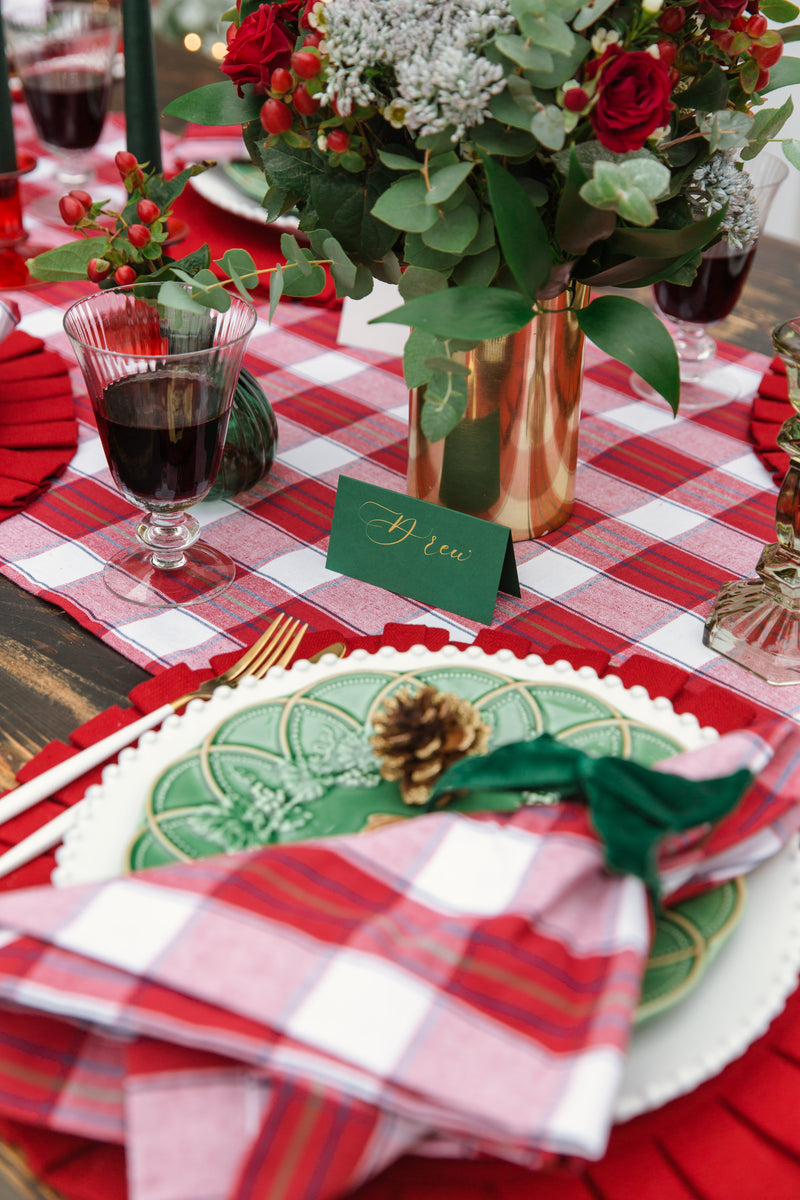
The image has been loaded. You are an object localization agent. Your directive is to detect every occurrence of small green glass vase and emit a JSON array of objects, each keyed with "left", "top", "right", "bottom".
[{"left": 207, "top": 367, "right": 278, "bottom": 500}]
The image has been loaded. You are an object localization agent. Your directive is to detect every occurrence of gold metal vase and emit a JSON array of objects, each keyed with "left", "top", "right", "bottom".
[{"left": 407, "top": 285, "right": 589, "bottom": 542}]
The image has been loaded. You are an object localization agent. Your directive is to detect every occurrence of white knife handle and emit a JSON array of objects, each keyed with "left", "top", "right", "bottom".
[
  {"left": 0, "top": 702, "right": 174, "bottom": 828},
  {"left": 0, "top": 807, "right": 78, "bottom": 880}
]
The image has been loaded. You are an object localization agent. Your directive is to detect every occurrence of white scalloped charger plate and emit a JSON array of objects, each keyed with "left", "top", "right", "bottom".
[{"left": 51, "top": 645, "right": 800, "bottom": 1122}]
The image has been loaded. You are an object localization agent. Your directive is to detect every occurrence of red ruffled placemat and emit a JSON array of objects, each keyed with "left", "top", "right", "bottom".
[
  {"left": 750, "top": 355, "right": 789, "bottom": 485},
  {"left": 0, "top": 625, "right": 789, "bottom": 1200},
  {"left": 0, "top": 330, "right": 78, "bottom": 522}
]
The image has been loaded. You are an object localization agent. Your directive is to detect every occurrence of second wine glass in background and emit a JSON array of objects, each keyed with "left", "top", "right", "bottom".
[
  {"left": 632, "top": 152, "right": 789, "bottom": 408},
  {"left": 5, "top": 0, "right": 120, "bottom": 191}
]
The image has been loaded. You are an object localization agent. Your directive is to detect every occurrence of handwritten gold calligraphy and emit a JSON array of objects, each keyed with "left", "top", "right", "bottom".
[{"left": 358, "top": 502, "right": 472, "bottom": 562}]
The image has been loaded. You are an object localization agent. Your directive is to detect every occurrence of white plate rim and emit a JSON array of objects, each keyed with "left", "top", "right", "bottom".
[
  {"left": 189, "top": 164, "right": 300, "bottom": 231},
  {"left": 52, "top": 643, "right": 800, "bottom": 1122}
]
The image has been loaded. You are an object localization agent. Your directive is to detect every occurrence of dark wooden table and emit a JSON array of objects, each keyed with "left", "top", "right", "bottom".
[{"left": 1, "top": 37, "right": 800, "bottom": 794}]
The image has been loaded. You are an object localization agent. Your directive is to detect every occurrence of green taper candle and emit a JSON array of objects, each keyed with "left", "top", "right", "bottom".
[
  {"left": 121, "top": 0, "right": 163, "bottom": 173},
  {"left": 0, "top": 12, "right": 18, "bottom": 173}
]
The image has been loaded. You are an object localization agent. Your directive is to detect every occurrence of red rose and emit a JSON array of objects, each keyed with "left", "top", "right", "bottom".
[
  {"left": 697, "top": 0, "right": 748, "bottom": 21},
  {"left": 588, "top": 46, "right": 674, "bottom": 154},
  {"left": 221, "top": 1, "right": 303, "bottom": 95}
]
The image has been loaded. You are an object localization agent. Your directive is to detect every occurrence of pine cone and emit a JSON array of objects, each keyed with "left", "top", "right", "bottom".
[{"left": 370, "top": 685, "right": 490, "bottom": 806}]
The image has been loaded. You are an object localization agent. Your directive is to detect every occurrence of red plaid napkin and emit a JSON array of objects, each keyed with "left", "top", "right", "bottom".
[
  {"left": 0, "top": 330, "right": 78, "bottom": 521},
  {"left": 750, "top": 355, "right": 790, "bottom": 484},
  {"left": 0, "top": 629, "right": 796, "bottom": 1200}
]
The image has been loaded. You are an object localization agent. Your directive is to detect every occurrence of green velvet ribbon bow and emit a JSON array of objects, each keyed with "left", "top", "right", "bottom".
[{"left": 427, "top": 735, "right": 753, "bottom": 903}]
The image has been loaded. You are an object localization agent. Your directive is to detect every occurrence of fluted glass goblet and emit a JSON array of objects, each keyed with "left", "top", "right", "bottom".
[
  {"left": 64, "top": 284, "right": 256, "bottom": 607},
  {"left": 5, "top": 0, "right": 120, "bottom": 191}
]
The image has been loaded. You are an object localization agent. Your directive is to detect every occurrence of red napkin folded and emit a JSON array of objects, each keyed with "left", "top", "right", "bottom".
[
  {"left": 750, "top": 355, "right": 790, "bottom": 484},
  {"left": 0, "top": 331, "right": 78, "bottom": 520}
]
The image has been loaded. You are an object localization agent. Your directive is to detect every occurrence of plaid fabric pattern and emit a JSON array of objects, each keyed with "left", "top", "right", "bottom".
[
  {"left": 0, "top": 717, "right": 797, "bottom": 1200},
  {"left": 3, "top": 107, "right": 796, "bottom": 726}
]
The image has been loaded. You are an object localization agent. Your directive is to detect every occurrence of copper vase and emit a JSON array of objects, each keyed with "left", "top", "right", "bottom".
[{"left": 407, "top": 285, "right": 589, "bottom": 542}]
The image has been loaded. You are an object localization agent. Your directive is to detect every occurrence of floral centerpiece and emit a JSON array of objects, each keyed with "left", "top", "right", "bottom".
[{"left": 164, "top": 0, "right": 800, "bottom": 434}]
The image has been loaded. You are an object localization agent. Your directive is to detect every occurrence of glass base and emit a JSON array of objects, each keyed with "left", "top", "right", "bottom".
[
  {"left": 704, "top": 577, "right": 800, "bottom": 685},
  {"left": 103, "top": 541, "right": 236, "bottom": 607}
]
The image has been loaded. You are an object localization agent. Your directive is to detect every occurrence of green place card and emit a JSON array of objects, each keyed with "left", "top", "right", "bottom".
[{"left": 326, "top": 476, "right": 520, "bottom": 625}]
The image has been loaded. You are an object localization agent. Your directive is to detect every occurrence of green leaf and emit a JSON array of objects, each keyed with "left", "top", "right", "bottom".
[
  {"left": 784, "top": 138, "right": 800, "bottom": 170},
  {"left": 489, "top": 84, "right": 538, "bottom": 133},
  {"left": 696, "top": 109, "right": 753, "bottom": 152},
  {"left": 282, "top": 262, "right": 327, "bottom": 297},
  {"left": 163, "top": 81, "right": 263, "bottom": 125},
  {"left": 269, "top": 265, "right": 284, "bottom": 321},
  {"left": 321, "top": 235, "right": 357, "bottom": 289},
  {"left": 26, "top": 236, "right": 109, "bottom": 281},
  {"left": 514, "top": 8, "right": 574, "bottom": 53},
  {"left": 190, "top": 268, "right": 231, "bottom": 310},
  {"left": 403, "top": 231, "right": 460, "bottom": 271},
  {"left": 470, "top": 121, "right": 537, "bottom": 157},
  {"left": 451, "top": 245, "right": 501, "bottom": 286},
  {"left": 679, "top": 65, "right": 729, "bottom": 111},
  {"left": 420, "top": 373, "right": 469, "bottom": 441},
  {"left": 761, "top": 0, "right": 799, "bottom": 19},
  {"left": 280, "top": 234, "right": 312, "bottom": 275},
  {"left": 372, "top": 286, "right": 533, "bottom": 340},
  {"left": 763, "top": 54, "right": 800, "bottom": 92},
  {"left": 495, "top": 33, "right": 553, "bottom": 71},
  {"left": 608, "top": 205, "right": 726, "bottom": 258},
  {"left": 423, "top": 355, "right": 471, "bottom": 377},
  {"left": 399, "top": 266, "right": 450, "bottom": 300},
  {"left": 525, "top": 35, "right": 590, "bottom": 89},
  {"left": 157, "top": 280, "right": 209, "bottom": 314},
  {"left": 219, "top": 247, "right": 260, "bottom": 293},
  {"left": 572, "top": 0, "right": 615, "bottom": 26},
  {"left": 425, "top": 161, "right": 475, "bottom": 204},
  {"left": 576, "top": 296, "right": 680, "bottom": 412},
  {"left": 403, "top": 329, "right": 443, "bottom": 388},
  {"left": 532, "top": 104, "right": 567, "bottom": 151},
  {"left": 372, "top": 173, "right": 439, "bottom": 233},
  {"left": 480, "top": 152, "right": 552, "bottom": 299},
  {"left": 421, "top": 203, "right": 479, "bottom": 253},
  {"left": 464, "top": 211, "right": 496, "bottom": 256},
  {"left": 378, "top": 149, "right": 422, "bottom": 171},
  {"left": 555, "top": 150, "right": 616, "bottom": 254},
  {"left": 741, "top": 97, "right": 794, "bottom": 159}
]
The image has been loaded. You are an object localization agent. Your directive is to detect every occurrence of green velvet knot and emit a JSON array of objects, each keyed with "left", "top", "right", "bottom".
[{"left": 427, "top": 735, "right": 753, "bottom": 903}]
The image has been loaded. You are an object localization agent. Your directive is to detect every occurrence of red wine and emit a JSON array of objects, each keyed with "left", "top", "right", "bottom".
[
  {"left": 22, "top": 68, "right": 109, "bottom": 150},
  {"left": 95, "top": 372, "right": 229, "bottom": 506},
  {"left": 654, "top": 245, "right": 757, "bottom": 325}
]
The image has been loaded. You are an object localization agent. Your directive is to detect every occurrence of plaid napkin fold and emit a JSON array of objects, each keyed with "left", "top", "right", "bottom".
[
  {"left": 0, "top": 330, "right": 78, "bottom": 520},
  {"left": 0, "top": 711, "right": 796, "bottom": 1200}
]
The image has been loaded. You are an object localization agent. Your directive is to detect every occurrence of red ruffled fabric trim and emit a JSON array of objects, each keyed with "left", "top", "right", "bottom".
[
  {"left": 0, "top": 330, "right": 78, "bottom": 521},
  {"left": 750, "top": 356, "right": 789, "bottom": 485}
]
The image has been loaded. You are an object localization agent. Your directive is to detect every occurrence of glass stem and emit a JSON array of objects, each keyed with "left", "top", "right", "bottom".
[{"left": 136, "top": 511, "right": 201, "bottom": 571}]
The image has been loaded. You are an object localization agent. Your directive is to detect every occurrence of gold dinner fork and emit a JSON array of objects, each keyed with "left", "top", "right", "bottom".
[{"left": 0, "top": 613, "right": 309, "bottom": 829}]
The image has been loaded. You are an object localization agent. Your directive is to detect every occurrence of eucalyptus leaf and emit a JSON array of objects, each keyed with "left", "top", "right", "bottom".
[
  {"left": 515, "top": 7, "right": 574, "bottom": 53},
  {"left": 269, "top": 265, "right": 284, "bottom": 321},
  {"left": 282, "top": 263, "right": 327, "bottom": 297},
  {"left": 404, "top": 329, "right": 444, "bottom": 388},
  {"left": 470, "top": 120, "right": 537, "bottom": 157},
  {"left": 404, "top": 231, "right": 460, "bottom": 271},
  {"left": 422, "top": 204, "right": 479, "bottom": 253},
  {"left": 572, "top": 0, "right": 616, "bottom": 28},
  {"left": 525, "top": 35, "right": 590, "bottom": 89},
  {"left": 420, "top": 374, "right": 469, "bottom": 442},
  {"left": 784, "top": 138, "right": 800, "bottom": 170},
  {"left": 378, "top": 149, "right": 423, "bottom": 171},
  {"left": 423, "top": 355, "right": 471, "bottom": 377},
  {"left": 280, "top": 234, "right": 312, "bottom": 275},
  {"left": 464, "top": 212, "right": 496, "bottom": 256},
  {"left": 740, "top": 97, "right": 794, "bottom": 159},
  {"left": 372, "top": 286, "right": 534, "bottom": 340},
  {"left": 399, "top": 266, "right": 450, "bottom": 300},
  {"left": 372, "top": 173, "right": 439, "bottom": 233},
  {"left": 696, "top": 110, "right": 753, "bottom": 153},
  {"left": 157, "top": 280, "right": 209, "bottom": 315},
  {"left": 451, "top": 245, "right": 501, "bottom": 287},
  {"left": 425, "top": 161, "right": 475, "bottom": 204},
  {"left": 495, "top": 33, "right": 553, "bottom": 71},
  {"left": 322, "top": 236, "right": 357, "bottom": 289},
  {"left": 219, "top": 247, "right": 260, "bottom": 290},
  {"left": 577, "top": 296, "right": 680, "bottom": 412},
  {"left": 532, "top": 105, "right": 567, "bottom": 151}
]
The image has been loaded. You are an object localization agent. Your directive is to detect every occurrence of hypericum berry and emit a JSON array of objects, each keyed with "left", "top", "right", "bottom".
[
  {"left": 657, "top": 39, "right": 677, "bottom": 66},
  {"left": 746, "top": 12, "right": 768, "bottom": 35},
  {"left": 730, "top": 15, "right": 747, "bottom": 29},
  {"left": 291, "top": 50, "right": 321, "bottom": 79},
  {"left": 114, "top": 150, "right": 138, "bottom": 178},
  {"left": 326, "top": 128, "right": 350, "bottom": 153},
  {"left": 752, "top": 39, "right": 783, "bottom": 66},
  {"left": 292, "top": 82, "right": 320, "bottom": 115},
  {"left": 68, "top": 189, "right": 92, "bottom": 209},
  {"left": 58, "top": 194, "right": 87, "bottom": 226},
  {"left": 270, "top": 67, "right": 293, "bottom": 94},
  {"left": 562, "top": 86, "right": 589, "bottom": 113},
  {"left": 136, "top": 198, "right": 160, "bottom": 224},
  {"left": 128, "top": 223, "right": 152, "bottom": 248},
  {"left": 260, "top": 97, "right": 293, "bottom": 134},
  {"left": 755, "top": 65, "right": 770, "bottom": 88},
  {"left": 87, "top": 257, "right": 111, "bottom": 283},
  {"left": 303, "top": 30, "right": 323, "bottom": 48},
  {"left": 114, "top": 265, "right": 137, "bottom": 285},
  {"left": 658, "top": 6, "right": 686, "bottom": 32}
]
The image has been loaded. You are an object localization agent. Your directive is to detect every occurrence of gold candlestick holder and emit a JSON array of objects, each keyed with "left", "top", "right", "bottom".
[{"left": 704, "top": 317, "right": 800, "bottom": 683}]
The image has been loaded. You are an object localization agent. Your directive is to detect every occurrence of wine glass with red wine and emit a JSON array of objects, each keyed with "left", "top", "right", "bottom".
[
  {"left": 5, "top": 0, "right": 120, "bottom": 190},
  {"left": 633, "top": 153, "right": 788, "bottom": 404},
  {"left": 63, "top": 284, "right": 257, "bottom": 607}
]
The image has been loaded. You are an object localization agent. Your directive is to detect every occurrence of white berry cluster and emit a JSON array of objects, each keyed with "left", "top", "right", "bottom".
[
  {"left": 318, "top": 0, "right": 514, "bottom": 138},
  {"left": 686, "top": 151, "right": 760, "bottom": 250}
]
